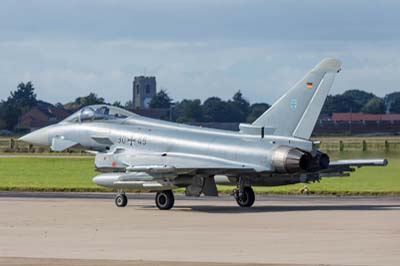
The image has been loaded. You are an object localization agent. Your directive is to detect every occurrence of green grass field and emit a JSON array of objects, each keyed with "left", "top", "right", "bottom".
[
  {"left": 0, "top": 157, "right": 102, "bottom": 192},
  {"left": 0, "top": 151, "right": 399, "bottom": 195}
]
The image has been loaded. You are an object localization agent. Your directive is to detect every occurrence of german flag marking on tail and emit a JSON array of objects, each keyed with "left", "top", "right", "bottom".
[{"left": 306, "top": 82, "right": 313, "bottom": 89}]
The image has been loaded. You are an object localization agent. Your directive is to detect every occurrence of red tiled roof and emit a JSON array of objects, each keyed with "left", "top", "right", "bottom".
[
  {"left": 332, "top": 113, "right": 400, "bottom": 121},
  {"left": 17, "top": 104, "right": 71, "bottom": 130}
]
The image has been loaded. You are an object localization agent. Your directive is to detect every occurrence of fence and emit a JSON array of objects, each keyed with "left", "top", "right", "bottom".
[
  {"left": 317, "top": 137, "right": 400, "bottom": 152},
  {"left": 0, "top": 138, "right": 84, "bottom": 153},
  {"left": 313, "top": 120, "right": 400, "bottom": 135},
  {"left": 0, "top": 138, "right": 50, "bottom": 153}
]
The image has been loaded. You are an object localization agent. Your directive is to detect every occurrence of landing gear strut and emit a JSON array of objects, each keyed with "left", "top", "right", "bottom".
[
  {"left": 234, "top": 179, "right": 255, "bottom": 208},
  {"left": 115, "top": 193, "right": 128, "bottom": 207},
  {"left": 155, "top": 190, "right": 175, "bottom": 210}
]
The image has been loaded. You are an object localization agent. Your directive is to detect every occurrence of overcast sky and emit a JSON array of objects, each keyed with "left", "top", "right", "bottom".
[{"left": 0, "top": 0, "right": 399, "bottom": 104}]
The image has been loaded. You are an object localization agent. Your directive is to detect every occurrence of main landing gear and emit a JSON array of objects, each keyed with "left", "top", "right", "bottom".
[
  {"left": 115, "top": 193, "right": 128, "bottom": 207},
  {"left": 155, "top": 190, "right": 175, "bottom": 210},
  {"left": 114, "top": 190, "right": 175, "bottom": 210},
  {"left": 234, "top": 186, "right": 255, "bottom": 208}
]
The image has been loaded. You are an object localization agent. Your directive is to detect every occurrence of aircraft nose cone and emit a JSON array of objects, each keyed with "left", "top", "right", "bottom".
[{"left": 19, "top": 128, "right": 50, "bottom": 146}]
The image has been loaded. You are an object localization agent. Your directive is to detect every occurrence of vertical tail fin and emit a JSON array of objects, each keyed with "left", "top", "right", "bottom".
[{"left": 252, "top": 58, "right": 342, "bottom": 139}]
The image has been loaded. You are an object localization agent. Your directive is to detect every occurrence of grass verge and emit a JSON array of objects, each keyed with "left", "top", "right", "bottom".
[{"left": 0, "top": 154, "right": 399, "bottom": 195}]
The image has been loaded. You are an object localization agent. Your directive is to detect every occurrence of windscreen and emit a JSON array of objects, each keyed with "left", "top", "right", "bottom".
[{"left": 63, "top": 105, "right": 133, "bottom": 123}]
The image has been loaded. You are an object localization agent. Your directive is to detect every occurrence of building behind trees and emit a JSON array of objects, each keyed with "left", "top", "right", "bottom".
[{"left": 132, "top": 76, "right": 157, "bottom": 110}]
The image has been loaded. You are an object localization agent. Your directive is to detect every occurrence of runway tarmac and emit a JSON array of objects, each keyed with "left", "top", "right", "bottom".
[{"left": 0, "top": 194, "right": 399, "bottom": 266}]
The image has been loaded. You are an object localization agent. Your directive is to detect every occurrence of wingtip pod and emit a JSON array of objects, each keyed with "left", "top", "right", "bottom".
[
  {"left": 333, "top": 158, "right": 389, "bottom": 167},
  {"left": 311, "top": 58, "right": 342, "bottom": 73}
]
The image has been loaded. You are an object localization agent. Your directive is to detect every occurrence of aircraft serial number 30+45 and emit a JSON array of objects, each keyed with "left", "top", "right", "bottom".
[{"left": 117, "top": 135, "right": 147, "bottom": 146}]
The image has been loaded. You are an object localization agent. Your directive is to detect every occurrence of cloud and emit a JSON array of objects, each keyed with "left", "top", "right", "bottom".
[
  {"left": 0, "top": 1, "right": 399, "bottom": 105},
  {"left": 1, "top": 0, "right": 399, "bottom": 42},
  {"left": 1, "top": 39, "right": 399, "bottom": 105}
]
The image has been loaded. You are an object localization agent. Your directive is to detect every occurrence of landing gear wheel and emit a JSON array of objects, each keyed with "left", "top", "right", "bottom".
[
  {"left": 155, "top": 190, "right": 175, "bottom": 210},
  {"left": 235, "top": 187, "right": 255, "bottom": 207},
  {"left": 115, "top": 193, "right": 128, "bottom": 207}
]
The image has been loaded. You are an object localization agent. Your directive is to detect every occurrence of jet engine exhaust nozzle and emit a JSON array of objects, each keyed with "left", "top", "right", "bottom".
[
  {"left": 271, "top": 146, "right": 312, "bottom": 173},
  {"left": 317, "top": 152, "right": 330, "bottom": 170}
]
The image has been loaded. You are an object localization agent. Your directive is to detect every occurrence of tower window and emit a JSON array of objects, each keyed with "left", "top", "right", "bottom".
[
  {"left": 136, "top": 85, "right": 140, "bottom": 94},
  {"left": 146, "top": 84, "right": 151, "bottom": 94}
]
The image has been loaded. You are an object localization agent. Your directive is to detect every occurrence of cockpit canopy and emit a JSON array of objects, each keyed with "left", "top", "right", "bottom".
[{"left": 62, "top": 105, "right": 135, "bottom": 123}]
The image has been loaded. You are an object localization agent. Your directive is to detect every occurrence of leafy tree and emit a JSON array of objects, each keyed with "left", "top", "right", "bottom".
[
  {"left": 322, "top": 90, "right": 383, "bottom": 115},
  {"left": 75, "top": 93, "right": 105, "bottom": 106},
  {"left": 389, "top": 98, "right": 400, "bottom": 113},
  {"left": 55, "top": 102, "right": 64, "bottom": 109},
  {"left": 361, "top": 97, "right": 386, "bottom": 114},
  {"left": 149, "top": 90, "right": 172, "bottom": 108},
  {"left": 1, "top": 82, "right": 37, "bottom": 129},
  {"left": 342, "top": 90, "right": 375, "bottom": 111},
  {"left": 385, "top": 92, "right": 400, "bottom": 101},
  {"left": 246, "top": 103, "right": 270, "bottom": 123},
  {"left": 112, "top": 101, "right": 123, "bottom": 108},
  {"left": 10, "top": 82, "right": 37, "bottom": 107},
  {"left": 203, "top": 97, "right": 225, "bottom": 122},
  {"left": 321, "top": 94, "right": 359, "bottom": 115},
  {"left": 223, "top": 101, "right": 246, "bottom": 122},
  {"left": 385, "top": 92, "right": 400, "bottom": 113},
  {"left": 124, "top": 100, "right": 133, "bottom": 110},
  {"left": 174, "top": 99, "right": 204, "bottom": 123},
  {"left": 0, "top": 118, "right": 6, "bottom": 130},
  {"left": 0, "top": 102, "right": 3, "bottom": 123},
  {"left": 232, "top": 90, "right": 250, "bottom": 118},
  {"left": 64, "top": 93, "right": 105, "bottom": 111},
  {"left": 0, "top": 103, "right": 7, "bottom": 130},
  {"left": 202, "top": 96, "right": 247, "bottom": 122}
]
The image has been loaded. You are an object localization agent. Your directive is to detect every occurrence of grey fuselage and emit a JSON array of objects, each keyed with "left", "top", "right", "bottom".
[{"left": 47, "top": 116, "right": 313, "bottom": 173}]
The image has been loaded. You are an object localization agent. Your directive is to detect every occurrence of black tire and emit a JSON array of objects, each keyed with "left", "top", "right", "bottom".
[
  {"left": 235, "top": 187, "right": 255, "bottom": 207},
  {"left": 155, "top": 190, "right": 175, "bottom": 210},
  {"left": 115, "top": 194, "right": 128, "bottom": 207}
]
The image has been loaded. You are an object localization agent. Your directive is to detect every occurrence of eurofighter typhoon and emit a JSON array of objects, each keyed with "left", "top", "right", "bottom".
[{"left": 20, "top": 59, "right": 387, "bottom": 210}]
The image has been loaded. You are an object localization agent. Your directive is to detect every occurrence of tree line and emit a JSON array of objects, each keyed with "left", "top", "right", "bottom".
[
  {"left": 148, "top": 90, "right": 270, "bottom": 123},
  {"left": 1, "top": 81, "right": 400, "bottom": 131},
  {"left": 146, "top": 88, "right": 400, "bottom": 122},
  {"left": 322, "top": 90, "right": 400, "bottom": 115}
]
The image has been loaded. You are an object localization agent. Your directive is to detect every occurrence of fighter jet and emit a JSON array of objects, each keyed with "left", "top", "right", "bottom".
[{"left": 20, "top": 58, "right": 387, "bottom": 210}]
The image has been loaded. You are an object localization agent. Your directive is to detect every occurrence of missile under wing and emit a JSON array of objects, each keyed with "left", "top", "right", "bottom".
[{"left": 20, "top": 58, "right": 388, "bottom": 210}]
